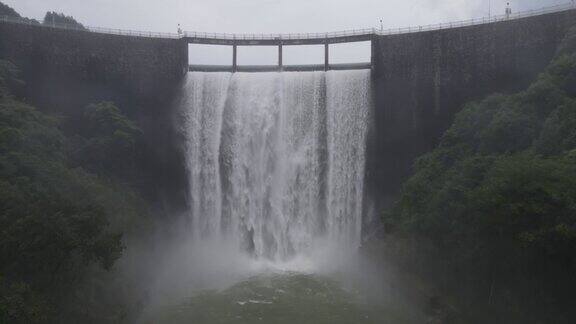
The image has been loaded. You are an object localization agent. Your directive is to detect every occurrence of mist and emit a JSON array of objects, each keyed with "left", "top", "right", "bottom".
[{"left": 2, "top": 0, "right": 576, "bottom": 323}]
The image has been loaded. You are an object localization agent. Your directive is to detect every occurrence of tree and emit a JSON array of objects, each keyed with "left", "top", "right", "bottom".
[
  {"left": 0, "top": 60, "right": 146, "bottom": 323},
  {"left": 0, "top": 1, "right": 39, "bottom": 24},
  {"left": 43, "top": 11, "right": 87, "bottom": 30},
  {"left": 71, "top": 101, "right": 142, "bottom": 181},
  {"left": 386, "top": 27, "right": 576, "bottom": 323},
  {"left": 0, "top": 2, "right": 20, "bottom": 18}
]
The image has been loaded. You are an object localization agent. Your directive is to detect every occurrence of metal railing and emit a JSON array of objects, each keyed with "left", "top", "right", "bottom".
[
  {"left": 1, "top": 2, "right": 575, "bottom": 41},
  {"left": 377, "top": 2, "right": 576, "bottom": 36}
]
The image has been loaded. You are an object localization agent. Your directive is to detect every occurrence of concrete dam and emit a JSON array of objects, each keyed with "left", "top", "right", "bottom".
[{"left": 1, "top": 3, "right": 576, "bottom": 236}]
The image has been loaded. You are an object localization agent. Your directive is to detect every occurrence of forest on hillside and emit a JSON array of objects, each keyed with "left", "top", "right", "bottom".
[
  {"left": 0, "top": 4, "right": 151, "bottom": 323},
  {"left": 0, "top": 2, "right": 86, "bottom": 29},
  {"left": 385, "top": 25, "right": 576, "bottom": 324},
  {"left": 0, "top": 60, "right": 151, "bottom": 323}
]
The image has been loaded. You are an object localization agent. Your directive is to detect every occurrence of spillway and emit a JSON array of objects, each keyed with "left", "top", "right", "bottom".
[{"left": 179, "top": 70, "right": 371, "bottom": 261}]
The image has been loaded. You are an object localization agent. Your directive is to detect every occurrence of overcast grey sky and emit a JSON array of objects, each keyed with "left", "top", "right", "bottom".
[{"left": 5, "top": 0, "right": 569, "bottom": 64}]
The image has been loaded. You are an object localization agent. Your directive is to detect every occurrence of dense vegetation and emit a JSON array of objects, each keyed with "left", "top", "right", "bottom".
[
  {"left": 385, "top": 28, "right": 576, "bottom": 323},
  {"left": 0, "top": 4, "right": 167, "bottom": 322},
  {"left": 0, "top": 2, "right": 19, "bottom": 17},
  {"left": 0, "top": 2, "right": 84, "bottom": 29},
  {"left": 0, "top": 59, "right": 148, "bottom": 323},
  {"left": 43, "top": 12, "right": 87, "bottom": 30},
  {"left": 0, "top": 2, "right": 38, "bottom": 24}
]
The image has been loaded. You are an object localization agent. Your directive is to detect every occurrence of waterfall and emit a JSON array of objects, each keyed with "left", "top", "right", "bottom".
[{"left": 180, "top": 70, "right": 371, "bottom": 261}]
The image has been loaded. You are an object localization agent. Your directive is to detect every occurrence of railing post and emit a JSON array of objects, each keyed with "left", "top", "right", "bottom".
[
  {"left": 232, "top": 44, "right": 238, "bottom": 73},
  {"left": 324, "top": 42, "right": 329, "bottom": 71}
]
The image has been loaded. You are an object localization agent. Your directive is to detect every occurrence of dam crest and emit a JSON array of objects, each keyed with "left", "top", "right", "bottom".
[{"left": 1, "top": 3, "right": 575, "bottom": 72}]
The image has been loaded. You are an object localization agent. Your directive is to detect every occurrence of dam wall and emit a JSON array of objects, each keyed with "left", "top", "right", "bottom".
[
  {"left": 0, "top": 21, "right": 188, "bottom": 97},
  {"left": 0, "top": 21, "right": 189, "bottom": 216},
  {"left": 2, "top": 8, "right": 576, "bottom": 214},
  {"left": 370, "top": 8, "right": 576, "bottom": 204}
]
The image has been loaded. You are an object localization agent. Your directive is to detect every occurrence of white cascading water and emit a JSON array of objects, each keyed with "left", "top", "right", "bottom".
[{"left": 179, "top": 70, "right": 370, "bottom": 261}]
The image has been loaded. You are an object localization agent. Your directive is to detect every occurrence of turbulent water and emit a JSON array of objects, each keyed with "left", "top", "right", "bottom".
[
  {"left": 144, "top": 70, "right": 420, "bottom": 323},
  {"left": 180, "top": 70, "right": 370, "bottom": 260},
  {"left": 149, "top": 272, "right": 413, "bottom": 324}
]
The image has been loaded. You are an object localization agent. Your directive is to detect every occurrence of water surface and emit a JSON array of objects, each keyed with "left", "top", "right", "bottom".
[{"left": 148, "top": 272, "right": 414, "bottom": 324}]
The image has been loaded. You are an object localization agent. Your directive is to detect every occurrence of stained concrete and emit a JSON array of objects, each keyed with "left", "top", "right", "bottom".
[{"left": 369, "top": 9, "right": 576, "bottom": 207}]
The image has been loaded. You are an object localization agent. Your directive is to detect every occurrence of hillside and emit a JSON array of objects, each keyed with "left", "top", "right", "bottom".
[{"left": 385, "top": 27, "right": 576, "bottom": 324}]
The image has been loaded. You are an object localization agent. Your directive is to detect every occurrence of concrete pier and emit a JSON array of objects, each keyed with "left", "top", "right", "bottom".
[
  {"left": 278, "top": 44, "right": 283, "bottom": 71},
  {"left": 324, "top": 43, "right": 329, "bottom": 71},
  {"left": 232, "top": 45, "right": 238, "bottom": 72},
  {"left": 222, "top": 39, "right": 342, "bottom": 72}
]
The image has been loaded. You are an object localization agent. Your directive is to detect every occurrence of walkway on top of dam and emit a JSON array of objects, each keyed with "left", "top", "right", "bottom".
[
  {"left": 0, "top": 2, "right": 574, "bottom": 43},
  {"left": 184, "top": 30, "right": 373, "bottom": 46},
  {"left": 183, "top": 2, "right": 576, "bottom": 45},
  {"left": 1, "top": 2, "right": 575, "bottom": 72}
]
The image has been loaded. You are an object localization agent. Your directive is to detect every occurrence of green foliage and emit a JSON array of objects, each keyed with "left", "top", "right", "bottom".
[
  {"left": 534, "top": 101, "right": 576, "bottom": 155},
  {"left": 71, "top": 102, "right": 142, "bottom": 181},
  {"left": 0, "top": 98, "right": 124, "bottom": 319},
  {"left": 387, "top": 28, "right": 576, "bottom": 323},
  {"left": 0, "top": 278, "right": 52, "bottom": 323},
  {"left": 0, "top": 60, "right": 24, "bottom": 98},
  {"left": 0, "top": 1, "right": 39, "bottom": 25},
  {"left": 0, "top": 61, "right": 148, "bottom": 323},
  {"left": 43, "top": 11, "right": 87, "bottom": 30},
  {"left": 0, "top": 2, "right": 20, "bottom": 18}
]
